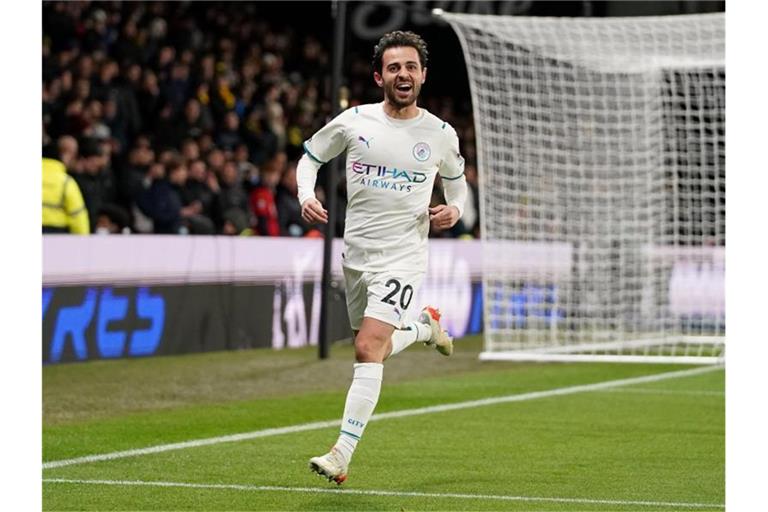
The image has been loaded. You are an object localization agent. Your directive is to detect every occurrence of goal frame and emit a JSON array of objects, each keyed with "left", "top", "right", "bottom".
[{"left": 437, "top": 11, "right": 725, "bottom": 365}]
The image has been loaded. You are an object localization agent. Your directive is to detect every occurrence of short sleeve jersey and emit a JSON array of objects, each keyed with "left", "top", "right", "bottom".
[{"left": 303, "top": 102, "right": 465, "bottom": 272}]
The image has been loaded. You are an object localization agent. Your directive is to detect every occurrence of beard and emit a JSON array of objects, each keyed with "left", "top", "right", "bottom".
[{"left": 384, "top": 79, "right": 421, "bottom": 109}]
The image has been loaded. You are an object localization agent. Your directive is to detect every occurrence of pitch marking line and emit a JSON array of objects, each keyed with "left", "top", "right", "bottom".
[
  {"left": 598, "top": 388, "right": 725, "bottom": 397},
  {"left": 43, "top": 478, "right": 724, "bottom": 509},
  {"left": 43, "top": 365, "right": 722, "bottom": 470}
]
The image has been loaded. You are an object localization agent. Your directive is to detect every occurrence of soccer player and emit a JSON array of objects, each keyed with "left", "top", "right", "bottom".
[{"left": 297, "top": 31, "right": 467, "bottom": 484}]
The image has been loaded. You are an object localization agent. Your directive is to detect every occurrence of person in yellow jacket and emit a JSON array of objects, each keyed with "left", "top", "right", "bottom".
[{"left": 42, "top": 157, "right": 90, "bottom": 234}]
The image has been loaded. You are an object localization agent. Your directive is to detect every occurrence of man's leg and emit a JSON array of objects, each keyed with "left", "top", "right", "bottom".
[
  {"left": 309, "top": 317, "right": 393, "bottom": 484},
  {"left": 387, "top": 321, "right": 431, "bottom": 358},
  {"left": 309, "top": 270, "right": 451, "bottom": 484},
  {"left": 388, "top": 307, "right": 454, "bottom": 358},
  {"left": 333, "top": 317, "right": 393, "bottom": 461}
]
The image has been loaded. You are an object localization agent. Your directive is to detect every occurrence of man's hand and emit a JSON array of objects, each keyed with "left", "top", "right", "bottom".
[
  {"left": 180, "top": 200, "right": 202, "bottom": 217},
  {"left": 429, "top": 205, "right": 460, "bottom": 231},
  {"left": 301, "top": 198, "right": 329, "bottom": 224}
]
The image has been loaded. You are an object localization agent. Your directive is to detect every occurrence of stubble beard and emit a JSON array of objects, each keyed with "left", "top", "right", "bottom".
[{"left": 385, "top": 80, "right": 421, "bottom": 109}]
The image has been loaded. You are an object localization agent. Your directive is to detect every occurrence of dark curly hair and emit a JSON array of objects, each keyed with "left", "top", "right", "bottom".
[{"left": 372, "top": 31, "right": 429, "bottom": 73}]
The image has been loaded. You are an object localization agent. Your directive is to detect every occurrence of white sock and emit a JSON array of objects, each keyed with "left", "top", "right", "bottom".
[
  {"left": 388, "top": 321, "right": 431, "bottom": 358},
  {"left": 334, "top": 362, "right": 383, "bottom": 465}
]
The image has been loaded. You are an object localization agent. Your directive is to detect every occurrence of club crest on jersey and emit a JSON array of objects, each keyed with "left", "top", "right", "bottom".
[{"left": 412, "top": 142, "right": 431, "bottom": 162}]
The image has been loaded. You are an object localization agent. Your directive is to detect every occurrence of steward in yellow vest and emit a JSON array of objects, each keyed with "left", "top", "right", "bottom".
[{"left": 42, "top": 158, "right": 90, "bottom": 234}]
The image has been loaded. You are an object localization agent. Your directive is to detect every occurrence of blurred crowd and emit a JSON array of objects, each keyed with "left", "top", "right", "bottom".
[{"left": 42, "top": 1, "right": 480, "bottom": 237}]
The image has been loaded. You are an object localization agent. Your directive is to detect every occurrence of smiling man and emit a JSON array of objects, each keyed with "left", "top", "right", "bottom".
[{"left": 297, "top": 31, "right": 468, "bottom": 484}]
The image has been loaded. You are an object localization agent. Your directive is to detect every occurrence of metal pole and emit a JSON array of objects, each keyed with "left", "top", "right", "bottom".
[{"left": 319, "top": 0, "right": 347, "bottom": 359}]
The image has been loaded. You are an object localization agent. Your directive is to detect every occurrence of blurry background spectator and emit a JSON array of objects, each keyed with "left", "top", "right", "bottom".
[{"left": 94, "top": 204, "right": 131, "bottom": 234}]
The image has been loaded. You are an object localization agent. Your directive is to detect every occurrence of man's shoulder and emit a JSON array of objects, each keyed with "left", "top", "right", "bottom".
[
  {"left": 346, "top": 103, "right": 380, "bottom": 117},
  {"left": 42, "top": 158, "right": 67, "bottom": 175},
  {"left": 419, "top": 109, "right": 458, "bottom": 137},
  {"left": 329, "top": 104, "right": 379, "bottom": 129}
]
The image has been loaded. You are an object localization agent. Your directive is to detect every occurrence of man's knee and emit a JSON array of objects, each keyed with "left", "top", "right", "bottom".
[{"left": 354, "top": 330, "right": 391, "bottom": 362}]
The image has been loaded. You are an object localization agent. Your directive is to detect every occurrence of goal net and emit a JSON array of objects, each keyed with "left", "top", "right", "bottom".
[{"left": 438, "top": 12, "right": 725, "bottom": 364}]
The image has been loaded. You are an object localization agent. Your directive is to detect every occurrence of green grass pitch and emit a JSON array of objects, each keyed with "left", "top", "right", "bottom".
[{"left": 43, "top": 335, "right": 724, "bottom": 511}]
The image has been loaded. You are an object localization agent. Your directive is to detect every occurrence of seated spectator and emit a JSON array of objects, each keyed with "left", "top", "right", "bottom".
[
  {"left": 249, "top": 152, "right": 290, "bottom": 236},
  {"left": 216, "top": 161, "right": 250, "bottom": 229},
  {"left": 57, "top": 134, "right": 79, "bottom": 171},
  {"left": 185, "top": 159, "right": 219, "bottom": 224},
  {"left": 222, "top": 208, "right": 253, "bottom": 236},
  {"left": 181, "top": 138, "right": 201, "bottom": 163},
  {"left": 119, "top": 135, "right": 155, "bottom": 205},
  {"left": 463, "top": 164, "right": 480, "bottom": 237},
  {"left": 233, "top": 143, "right": 252, "bottom": 176},
  {"left": 103, "top": 98, "right": 128, "bottom": 155},
  {"left": 206, "top": 148, "right": 226, "bottom": 177},
  {"left": 137, "top": 70, "right": 162, "bottom": 130},
  {"left": 243, "top": 108, "right": 278, "bottom": 165},
  {"left": 71, "top": 137, "right": 117, "bottom": 230},
  {"left": 94, "top": 203, "right": 131, "bottom": 234},
  {"left": 249, "top": 168, "right": 281, "bottom": 236},
  {"left": 275, "top": 161, "right": 308, "bottom": 236},
  {"left": 177, "top": 98, "right": 212, "bottom": 143},
  {"left": 168, "top": 159, "right": 216, "bottom": 235},
  {"left": 216, "top": 111, "right": 244, "bottom": 151},
  {"left": 136, "top": 161, "right": 182, "bottom": 234}
]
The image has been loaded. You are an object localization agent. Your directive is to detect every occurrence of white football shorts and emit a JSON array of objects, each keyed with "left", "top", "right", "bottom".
[{"left": 343, "top": 266, "right": 425, "bottom": 330}]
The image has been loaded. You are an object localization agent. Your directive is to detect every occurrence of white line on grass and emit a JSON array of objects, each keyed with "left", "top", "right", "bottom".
[
  {"left": 43, "top": 365, "right": 722, "bottom": 470},
  {"left": 598, "top": 388, "right": 725, "bottom": 397},
  {"left": 42, "top": 477, "right": 724, "bottom": 509}
]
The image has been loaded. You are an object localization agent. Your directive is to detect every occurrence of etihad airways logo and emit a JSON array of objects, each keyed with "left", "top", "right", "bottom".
[{"left": 351, "top": 161, "right": 427, "bottom": 183}]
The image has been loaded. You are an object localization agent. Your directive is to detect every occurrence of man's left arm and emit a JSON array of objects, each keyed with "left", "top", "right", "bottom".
[{"left": 431, "top": 128, "right": 468, "bottom": 229}]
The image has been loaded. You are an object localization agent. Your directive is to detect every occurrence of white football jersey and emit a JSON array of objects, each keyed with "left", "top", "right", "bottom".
[{"left": 303, "top": 102, "right": 465, "bottom": 272}]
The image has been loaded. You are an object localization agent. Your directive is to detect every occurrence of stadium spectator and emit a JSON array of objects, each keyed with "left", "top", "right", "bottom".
[
  {"left": 119, "top": 135, "right": 155, "bottom": 205},
  {"left": 181, "top": 138, "right": 201, "bottom": 163},
  {"left": 57, "top": 135, "right": 79, "bottom": 171},
  {"left": 177, "top": 98, "right": 213, "bottom": 145},
  {"left": 216, "top": 160, "right": 250, "bottom": 230},
  {"left": 462, "top": 163, "right": 480, "bottom": 237},
  {"left": 249, "top": 155, "right": 282, "bottom": 237},
  {"left": 221, "top": 208, "right": 253, "bottom": 236},
  {"left": 185, "top": 159, "right": 220, "bottom": 224},
  {"left": 94, "top": 204, "right": 131, "bottom": 234},
  {"left": 233, "top": 143, "right": 253, "bottom": 176},
  {"left": 275, "top": 161, "right": 308, "bottom": 236},
  {"left": 136, "top": 161, "right": 183, "bottom": 234},
  {"left": 216, "top": 111, "right": 245, "bottom": 151},
  {"left": 206, "top": 148, "right": 227, "bottom": 178},
  {"left": 168, "top": 159, "right": 217, "bottom": 235},
  {"left": 70, "top": 137, "right": 117, "bottom": 230},
  {"left": 137, "top": 70, "right": 162, "bottom": 133}
]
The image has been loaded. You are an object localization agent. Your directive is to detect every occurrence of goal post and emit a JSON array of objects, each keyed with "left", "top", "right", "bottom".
[{"left": 436, "top": 12, "right": 725, "bottom": 364}]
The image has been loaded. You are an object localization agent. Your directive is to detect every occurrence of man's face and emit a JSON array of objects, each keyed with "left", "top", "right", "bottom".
[
  {"left": 169, "top": 165, "right": 188, "bottom": 186},
  {"left": 374, "top": 46, "right": 427, "bottom": 109}
]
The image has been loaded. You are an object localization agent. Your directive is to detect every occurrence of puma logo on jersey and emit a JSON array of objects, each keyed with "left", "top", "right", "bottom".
[{"left": 358, "top": 136, "right": 373, "bottom": 148}]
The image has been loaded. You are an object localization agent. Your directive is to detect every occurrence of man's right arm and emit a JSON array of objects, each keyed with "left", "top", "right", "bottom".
[
  {"left": 296, "top": 109, "right": 352, "bottom": 224},
  {"left": 297, "top": 154, "right": 328, "bottom": 224}
]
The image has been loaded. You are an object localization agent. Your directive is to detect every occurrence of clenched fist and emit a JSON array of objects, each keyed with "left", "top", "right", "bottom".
[
  {"left": 429, "top": 205, "right": 460, "bottom": 231},
  {"left": 301, "top": 198, "right": 329, "bottom": 224}
]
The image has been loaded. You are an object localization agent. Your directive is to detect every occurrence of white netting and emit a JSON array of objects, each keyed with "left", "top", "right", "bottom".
[{"left": 440, "top": 12, "right": 725, "bottom": 363}]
